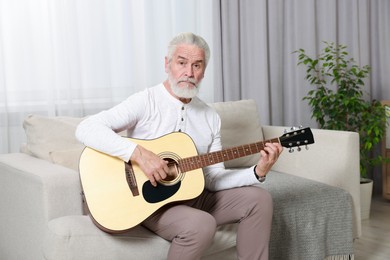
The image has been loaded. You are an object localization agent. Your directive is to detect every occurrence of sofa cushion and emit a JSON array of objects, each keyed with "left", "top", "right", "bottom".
[
  {"left": 23, "top": 115, "right": 85, "bottom": 170},
  {"left": 44, "top": 215, "right": 237, "bottom": 260},
  {"left": 210, "top": 99, "right": 263, "bottom": 168}
]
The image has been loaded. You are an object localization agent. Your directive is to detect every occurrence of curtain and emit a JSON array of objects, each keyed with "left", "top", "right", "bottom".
[
  {"left": 0, "top": 0, "right": 214, "bottom": 153},
  {"left": 213, "top": 0, "right": 390, "bottom": 194},
  {"left": 213, "top": 0, "right": 390, "bottom": 128}
]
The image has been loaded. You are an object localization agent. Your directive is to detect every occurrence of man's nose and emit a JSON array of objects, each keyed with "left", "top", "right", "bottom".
[{"left": 185, "top": 65, "right": 194, "bottom": 77}]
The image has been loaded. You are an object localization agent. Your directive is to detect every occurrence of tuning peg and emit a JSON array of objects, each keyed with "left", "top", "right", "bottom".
[
  {"left": 297, "top": 146, "right": 302, "bottom": 152},
  {"left": 289, "top": 148, "right": 294, "bottom": 153},
  {"left": 305, "top": 145, "right": 309, "bottom": 150}
]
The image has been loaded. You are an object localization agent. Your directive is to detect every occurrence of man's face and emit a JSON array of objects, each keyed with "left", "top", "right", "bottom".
[{"left": 165, "top": 44, "right": 206, "bottom": 99}]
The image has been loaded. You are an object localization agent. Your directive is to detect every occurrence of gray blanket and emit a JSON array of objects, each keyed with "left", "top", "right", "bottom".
[{"left": 262, "top": 171, "right": 354, "bottom": 260}]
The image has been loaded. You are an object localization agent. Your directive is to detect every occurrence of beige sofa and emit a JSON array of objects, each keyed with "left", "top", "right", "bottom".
[{"left": 0, "top": 99, "right": 361, "bottom": 260}]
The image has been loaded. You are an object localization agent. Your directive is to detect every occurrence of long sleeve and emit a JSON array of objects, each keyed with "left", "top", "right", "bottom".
[{"left": 75, "top": 92, "right": 148, "bottom": 162}]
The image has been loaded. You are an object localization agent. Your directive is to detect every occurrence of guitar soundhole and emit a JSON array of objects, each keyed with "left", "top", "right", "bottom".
[
  {"left": 158, "top": 153, "right": 183, "bottom": 186},
  {"left": 143, "top": 153, "right": 183, "bottom": 204}
]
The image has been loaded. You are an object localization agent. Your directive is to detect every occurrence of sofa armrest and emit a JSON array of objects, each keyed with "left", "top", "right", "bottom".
[
  {"left": 0, "top": 153, "right": 83, "bottom": 219},
  {"left": 0, "top": 153, "right": 83, "bottom": 259},
  {"left": 262, "top": 125, "right": 361, "bottom": 238}
]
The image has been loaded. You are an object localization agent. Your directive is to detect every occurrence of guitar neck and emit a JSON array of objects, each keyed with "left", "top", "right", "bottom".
[{"left": 179, "top": 138, "right": 279, "bottom": 172}]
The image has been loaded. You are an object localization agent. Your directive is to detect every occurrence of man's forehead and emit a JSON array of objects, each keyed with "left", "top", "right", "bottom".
[{"left": 173, "top": 44, "right": 205, "bottom": 62}]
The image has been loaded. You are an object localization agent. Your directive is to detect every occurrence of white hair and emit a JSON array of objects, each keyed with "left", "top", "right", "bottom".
[{"left": 167, "top": 32, "right": 210, "bottom": 67}]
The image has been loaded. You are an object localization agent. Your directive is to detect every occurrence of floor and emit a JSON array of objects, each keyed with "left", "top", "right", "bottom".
[{"left": 353, "top": 195, "right": 390, "bottom": 260}]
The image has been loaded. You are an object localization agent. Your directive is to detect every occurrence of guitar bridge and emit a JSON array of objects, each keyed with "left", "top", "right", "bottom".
[{"left": 125, "top": 162, "right": 139, "bottom": 196}]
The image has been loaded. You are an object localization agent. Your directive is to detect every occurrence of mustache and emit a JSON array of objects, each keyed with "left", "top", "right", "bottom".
[{"left": 176, "top": 77, "right": 197, "bottom": 86}]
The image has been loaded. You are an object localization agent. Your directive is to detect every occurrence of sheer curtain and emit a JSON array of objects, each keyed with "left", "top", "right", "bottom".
[
  {"left": 213, "top": 0, "right": 390, "bottom": 128},
  {"left": 0, "top": 0, "right": 214, "bottom": 153}
]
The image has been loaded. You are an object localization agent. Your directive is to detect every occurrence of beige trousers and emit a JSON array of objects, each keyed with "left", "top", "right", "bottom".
[{"left": 142, "top": 186, "right": 273, "bottom": 260}]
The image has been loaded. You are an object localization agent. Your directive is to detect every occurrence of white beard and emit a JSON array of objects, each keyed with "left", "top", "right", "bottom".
[{"left": 168, "top": 75, "right": 201, "bottom": 99}]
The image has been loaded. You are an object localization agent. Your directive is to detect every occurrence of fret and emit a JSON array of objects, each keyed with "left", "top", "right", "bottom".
[
  {"left": 200, "top": 154, "right": 207, "bottom": 167},
  {"left": 256, "top": 141, "right": 264, "bottom": 152},
  {"left": 230, "top": 147, "right": 239, "bottom": 158},
  {"left": 227, "top": 148, "right": 234, "bottom": 160},
  {"left": 179, "top": 159, "right": 188, "bottom": 173},
  {"left": 251, "top": 143, "right": 258, "bottom": 154},
  {"left": 232, "top": 147, "right": 240, "bottom": 157},
  {"left": 222, "top": 151, "right": 228, "bottom": 161},
  {"left": 244, "top": 145, "right": 251, "bottom": 156}
]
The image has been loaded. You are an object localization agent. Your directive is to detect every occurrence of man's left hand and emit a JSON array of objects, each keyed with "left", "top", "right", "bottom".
[{"left": 255, "top": 142, "right": 283, "bottom": 178}]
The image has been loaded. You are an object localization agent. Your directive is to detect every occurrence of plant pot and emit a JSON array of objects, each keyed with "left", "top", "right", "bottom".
[{"left": 360, "top": 178, "right": 373, "bottom": 220}]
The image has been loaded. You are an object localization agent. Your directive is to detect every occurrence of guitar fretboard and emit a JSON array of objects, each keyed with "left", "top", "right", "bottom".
[{"left": 178, "top": 138, "right": 279, "bottom": 172}]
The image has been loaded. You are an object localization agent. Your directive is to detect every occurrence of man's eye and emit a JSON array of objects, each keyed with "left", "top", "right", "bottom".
[{"left": 194, "top": 64, "right": 202, "bottom": 70}]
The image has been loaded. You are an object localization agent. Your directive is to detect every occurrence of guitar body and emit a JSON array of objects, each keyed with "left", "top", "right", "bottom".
[{"left": 79, "top": 132, "right": 205, "bottom": 233}]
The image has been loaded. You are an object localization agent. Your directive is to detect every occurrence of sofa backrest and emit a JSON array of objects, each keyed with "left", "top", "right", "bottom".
[{"left": 22, "top": 99, "right": 263, "bottom": 171}]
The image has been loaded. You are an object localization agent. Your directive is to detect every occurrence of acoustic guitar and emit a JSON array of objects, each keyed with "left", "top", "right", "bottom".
[{"left": 79, "top": 127, "right": 314, "bottom": 233}]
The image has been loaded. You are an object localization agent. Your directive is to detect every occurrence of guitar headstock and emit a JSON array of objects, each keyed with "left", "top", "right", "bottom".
[{"left": 280, "top": 127, "right": 314, "bottom": 152}]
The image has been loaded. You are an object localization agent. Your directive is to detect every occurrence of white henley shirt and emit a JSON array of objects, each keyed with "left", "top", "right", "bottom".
[{"left": 76, "top": 83, "right": 259, "bottom": 191}]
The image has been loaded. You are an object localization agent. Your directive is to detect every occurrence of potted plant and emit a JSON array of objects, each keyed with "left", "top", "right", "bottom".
[{"left": 294, "top": 42, "right": 388, "bottom": 219}]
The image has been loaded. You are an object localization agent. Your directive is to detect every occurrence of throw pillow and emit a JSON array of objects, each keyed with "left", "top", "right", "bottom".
[
  {"left": 210, "top": 99, "right": 263, "bottom": 168},
  {"left": 23, "top": 115, "right": 85, "bottom": 165},
  {"left": 50, "top": 148, "right": 84, "bottom": 171}
]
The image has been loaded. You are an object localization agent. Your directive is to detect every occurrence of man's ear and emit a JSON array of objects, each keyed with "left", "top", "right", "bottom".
[{"left": 164, "top": 57, "right": 169, "bottom": 73}]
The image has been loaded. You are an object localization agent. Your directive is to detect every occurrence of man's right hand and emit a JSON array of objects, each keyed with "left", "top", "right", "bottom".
[{"left": 130, "top": 145, "right": 169, "bottom": 187}]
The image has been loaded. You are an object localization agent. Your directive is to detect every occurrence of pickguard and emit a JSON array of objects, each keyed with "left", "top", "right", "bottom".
[{"left": 142, "top": 181, "right": 181, "bottom": 203}]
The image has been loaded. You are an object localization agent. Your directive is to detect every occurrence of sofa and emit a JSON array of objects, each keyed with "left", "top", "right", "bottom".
[{"left": 0, "top": 99, "right": 361, "bottom": 260}]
